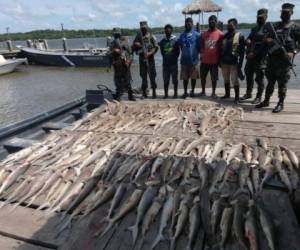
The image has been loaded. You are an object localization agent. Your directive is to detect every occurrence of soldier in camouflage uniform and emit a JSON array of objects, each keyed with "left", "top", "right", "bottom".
[
  {"left": 132, "top": 21, "right": 159, "bottom": 98},
  {"left": 241, "top": 9, "right": 269, "bottom": 105},
  {"left": 256, "top": 3, "right": 300, "bottom": 113},
  {"left": 110, "top": 28, "right": 135, "bottom": 101}
]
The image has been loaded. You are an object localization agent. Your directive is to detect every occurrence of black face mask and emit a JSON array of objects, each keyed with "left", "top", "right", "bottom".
[
  {"left": 209, "top": 21, "right": 217, "bottom": 29},
  {"left": 227, "top": 27, "right": 235, "bottom": 33},
  {"left": 281, "top": 11, "right": 291, "bottom": 22},
  {"left": 114, "top": 34, "right": 121, "bottom": 39},
  {"left": 257, "top": 17, "right": 266, "bottom": 26}
]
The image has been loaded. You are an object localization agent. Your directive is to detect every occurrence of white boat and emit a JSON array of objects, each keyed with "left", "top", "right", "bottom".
[{"left": 0, "top": 55, "right": 27, "bottom": 75}]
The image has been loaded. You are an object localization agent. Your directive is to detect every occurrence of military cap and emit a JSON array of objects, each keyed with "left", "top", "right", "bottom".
[
  {"left": 112, "top": 27, "right": 121, "bottom": 34},
  {"left": 281, "top": 3, "right": 295, "bottom": 11},
  {"left": 257, "top": 8, "right": 268, "bottom": 17},
  {"left": 140, "top": 21, "right": 148, "bottom": 28}
]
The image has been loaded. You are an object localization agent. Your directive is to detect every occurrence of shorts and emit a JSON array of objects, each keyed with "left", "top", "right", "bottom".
[
  {"left": 200, "top": 63, "right": 219, "bottom": 82},
  {"left": 180, "top": 65, "right": 200, "bottom": 81}
]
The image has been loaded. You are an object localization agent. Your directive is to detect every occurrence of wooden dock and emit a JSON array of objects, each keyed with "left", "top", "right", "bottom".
[{"left": 0, "top": 88, "right": 299, "bottom": 250}]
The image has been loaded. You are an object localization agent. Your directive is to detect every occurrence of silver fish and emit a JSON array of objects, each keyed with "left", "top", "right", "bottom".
[
  {"left": 208, "top": 140, "right": 226, "bottom": 163},
  {"left": 220, "top": 207, "right": 233, "bottom": 249},
  {"left": 280, "top": 146, "right": 299, "bottom": 169},
  {"left": 256, "top": 138, "right": 268, "bottom": 151},
  {"left": 151, "top": 193, "right": 174, "bottom": 250},
  {"left": 186, "top": 197, "right": 201, "bottom": 250},
  {"left": 239, "top": 161, "right": 250, "bottom": 189},
  {"left": 128, "top": 185, "right": 158, "bottom": 246},
  {"left": 245, "top": 200, "right": 258, "bottom": 250},
  {"left": 150, "top": 156, "right": 165, "bottom": 179},
  {"left": 227, "top": 143, "right": 243, "bottom": 164},
  {"left": 197, "top": 159, "right": 209, "bottom": 190},
  {"left": 243, "top": 144, "right": 252, "bottom": 164},
  {"left": 107, "top": 183, "right": 128, "bottom": 219},
  {"left": 258, "top": 202, "right": 275, "bottom": 250}
]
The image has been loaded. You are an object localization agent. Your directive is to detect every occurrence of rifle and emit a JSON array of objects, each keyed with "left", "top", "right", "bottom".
[
  {"left": 112, "top": 38, "right": 129, "bottom": 68},
  {"left": 136, "top": 31, "right": 150, "bottom": 69},
  {"left": 268, "top": 22, "right": 297, "bottom": 77}
]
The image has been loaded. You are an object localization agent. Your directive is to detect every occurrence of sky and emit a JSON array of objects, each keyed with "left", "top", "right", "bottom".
[{"left": 0, "top": 0, "right": 300, "bottom": 33}]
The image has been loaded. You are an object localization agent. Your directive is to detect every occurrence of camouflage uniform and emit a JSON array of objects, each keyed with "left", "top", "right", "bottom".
[
  {"left": 133, "top": 22, "right": 158, "bottom": 96},
  {"left": 243, "top": 9, "right": 269, "bottom": 103},
  {"left": 110, "top": 30, "right": 134, "bottom": 100}
]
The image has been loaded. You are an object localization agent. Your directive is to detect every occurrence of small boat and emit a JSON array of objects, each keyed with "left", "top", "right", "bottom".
[
  {"left": 0, "top": 55, "right": 27, "bottom": 75},
  {"left": 21, "top": 47, "right": 111, "bottom": 67}
]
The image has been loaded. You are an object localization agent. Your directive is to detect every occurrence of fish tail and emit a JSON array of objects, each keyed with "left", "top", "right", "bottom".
[
  {"left": 128, "top": 225, "right": 138, "bottom": 246},
  {"left": 151, "top": 234, "right": 163, "bottom": 250},
  {"left": 95, "top": 219, "right": 113, "bottom": 238}
]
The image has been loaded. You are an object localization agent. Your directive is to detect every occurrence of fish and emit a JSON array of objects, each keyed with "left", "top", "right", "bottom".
[
  {"left": 104, "top": 154, "right": 126, "bottom": 182},
  {"left": 243, "top": 144, "right": 252, "bottom": 164},
  {"left": 61, "top": 175, "right": 102, "bottom": 219},
  {"left": 273, "top": 160, "right": 293, "bottom": 194},
  {"left": 239, "top": 161, "right": 250, "bottom": 189},
  {"left": 150, "top": 156, "right": 165, "bottom": 179},
  {"left": 281, "top": 150, "right": 294, "bottom": 172},
  {"left": 184, "top": 157, "right": 195, "bottom": 183},
  {"left": 197, "top": 159, "right": 209, "bottom": 190},
  {"left": 151, "top": 193, "right": 174, "bottom": 250},
  {"left": 251, "top": 166, "right": 260, "bottom": 194},
  {"left": 260, "top": 164, "right": 277, "bottom": 192},
  {"left": 220, "top": 207, "right": 233, "bottom": 249},
  {"left": 173, "top": 138, "right": 189, "bottom": 155},
  {"left": 91, "top": 151, "right": 110, "bottom": 177},
  {"left": 273, "top": 146, "right": 283, "bottom": 163},
  {"left": 227, "top": 143, "right": 243, "bottom": 164},
  {"left": 162, "top": 157, "right": 174, "bottom": 183},
  {"left": 280, "top": 146, "right": 299, "bottom": 169},
  {"left": 107, "top": 183, "right": 128, "bottom": 219},
  {"left": 258, "top": 201, "right": 275, "bottom": 250},
  {"left": 139, "top": 187, "right": 166, "bottom": 250},
  {"left": 211, "top": 198, "right": 225, "bottom": 235},
  {"left": 153, "top": 138, "right": 172, "bottom": 155},
  {"left": 170, "top": 197, "right": 189, "bottom": 250},
  {"left": 0, "top": 163, "right": 30, "bottom": 195},
  {"left": 182, "top": 137, "right": 208, "bottom": 156},
  {"left": 245, "top": 200, "right": 259, "bottom": 250},
  {"left": 207, "top": 140, "right": 226, "bottom": 163},
  {"left": 97, "top": 188, "right": 144, "bottom": 238},
  {"left": 247, "top": 177, "right": 255, "bottom": 196},
  {"left": 128, "top": 185, "right": 158, "bottom": 246},
  {"left": 251, "top": 146, "right": 260, "bottom": 164},
  {"left": 198, "top": 115, "right": 211, "bottom": 135},
  {"left": 209, "top": 160, "right": 227, "bottom": 195},
  {"left": 170, "top": 186, "right": 184, "bottom": 235},
  {"left": 186, "top": 197, "right": 201, "bottom": 250},
  {"left": 231, "top": 200, "right": 248, "bottom": 250},
  {"left": 134, "top": 158, "right": 154, "bottom": 184},
  {"left": 256, "top": 138, "right": 268, "bottom": 151}
]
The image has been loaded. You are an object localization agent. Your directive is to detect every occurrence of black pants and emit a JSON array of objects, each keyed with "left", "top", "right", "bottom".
[
  {"left": 265, "top": 62, "right": 290, "bottom": 102},
  {"left": 114, "top": 71, "right": 133, "bottom": 98},
  {"left": 163, "top": 64, "right": 178, "bottom": 87},
  {"left": 139, "top": 57, "right": 157, "bottom": 90},
  {"left": 245, "top": 60, "right": 265, "bottom": 98}
]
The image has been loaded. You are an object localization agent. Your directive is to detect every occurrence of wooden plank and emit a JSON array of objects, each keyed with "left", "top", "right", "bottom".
[
  {"left": 0, "top": 204, "right": 66, "bottom": 247},
  {"left": 0, "top": 235, "right": 50, "bottom": 250}
]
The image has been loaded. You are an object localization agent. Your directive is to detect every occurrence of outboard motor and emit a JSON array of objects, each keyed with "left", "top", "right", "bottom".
[
  {"left": 6, "top": 40, "right": 13, "bottom": 51},
  {"left": 62, "top": 38, "right": 68, "bottom": 52},
  {"left": 26, "top": 40, "right": 32, "bottom": 48}
]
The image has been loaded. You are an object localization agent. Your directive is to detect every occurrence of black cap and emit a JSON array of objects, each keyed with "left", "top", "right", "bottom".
[
  {"left": 112, "top": 27, "right": 121, "bottom": 34},
  {"left": 282, "top": 3, "right": 295, "bottom": 11},
  {"left": 185, "top": 17, "right": 193, "bottom": 23},
  {"left": 257, "top": 8, "right": 268, "bottom": 17},
  {"left": 164, "top": 24, "right": 173, "bottom": 29}
]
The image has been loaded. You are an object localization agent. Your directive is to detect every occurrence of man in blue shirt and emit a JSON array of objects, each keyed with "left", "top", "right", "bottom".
[{"left": 178, "top": 18, "right": 200, "bottom": 98}]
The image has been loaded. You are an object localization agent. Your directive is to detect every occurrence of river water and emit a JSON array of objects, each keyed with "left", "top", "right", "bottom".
[{"left": 0, "top": 31, "right": 299, "bottom": 128}]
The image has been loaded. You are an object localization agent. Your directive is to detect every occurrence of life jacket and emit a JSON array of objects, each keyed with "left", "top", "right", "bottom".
[{"left": 232, "top": 32, "right": 241, "bottom": 57}]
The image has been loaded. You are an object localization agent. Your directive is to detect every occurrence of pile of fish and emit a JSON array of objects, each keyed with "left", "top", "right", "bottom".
[
  {"left": 70, "top": 101, "right": 243, "bottom": 137},
  {"left": 0, "top": 101, "right": 299, "bottom": 250}
]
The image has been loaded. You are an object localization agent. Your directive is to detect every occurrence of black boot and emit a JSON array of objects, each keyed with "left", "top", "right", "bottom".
[
  {"left": 221, "top": 82, "right": 230, "bottom": 99},
  {"left": 128, "top": 90, "right": 136, "bottom": 101},
  {"left": 190, "top": 80, "right": 196, "bottom": 97},
  {"left": 152, "top": 88, "right": 157, "bottom": 99},
  {"left": 173, "top": 83, "right": 178, "bottom": 98},
  {"left": 182, "top": 80, "right": 188, "bottom": 99},
  {"left": 164, "top": 83, "right": 169, "bottom": 99},
  {"left": 211, "top": 81, "right": 217, "bottom": 98},
  {"left": 273, "top": 101, "right": 284, "bottom": 113},
  {"left": 240, "top": 93, "right": 252, "bottom": 101},
  {"left": 255, "top": 99, "right": 270, "bottom": 108},
  {"left": 234, "top": 85, "right": 240, "bottom": 104},
  {"left": 142, "top": 89, "right": 148, "bottom": 98}
]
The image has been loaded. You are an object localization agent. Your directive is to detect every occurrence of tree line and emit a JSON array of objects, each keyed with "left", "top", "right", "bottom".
[{"left": 1, "top": 20, "right": 299, "bottom": 42}]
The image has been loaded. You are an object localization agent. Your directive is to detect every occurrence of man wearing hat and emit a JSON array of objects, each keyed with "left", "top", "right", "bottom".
[
  {"left": 241, "top": 9, "right": 269, "bottom": 104},
  {"left": 132, "top": 21, "right": 159, "bottom": 98},
  {"left": 109, "top": 27, "right": 136, "bottom": 101},
  {"left": 256, "top": 3, "right": 300, "bottom": 113}
]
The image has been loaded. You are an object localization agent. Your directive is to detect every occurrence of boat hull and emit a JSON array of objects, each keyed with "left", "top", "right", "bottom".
[
  {"left": 21, "top": 48, "right": 111, "bottom": 67},
  {"left": 0, "top": 59, "right": 27, "bottom": 75}
]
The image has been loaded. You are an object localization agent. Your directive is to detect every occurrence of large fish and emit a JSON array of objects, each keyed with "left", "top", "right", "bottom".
[
  {"left": 256, "top": 138, "right": 268, "bottom": 151},
  {"left": 239, "top": 161, "right": 250, "bottom": 189},
  {"left": 243, "top": 144, "right": 252, "bottom": 164},
  {"left": 186, "top": 197, "right": 201, "bottom": 250},
  {"left": 0, "top": 163, "right": 30, "bottom": 195},
  {"left": 128, "top": 185, "right": 158, "bottom": 246},
  {"left": 280, "top": 146, "right": 299, "bottom": 169},
  {"left": 150, "top": 156, "right": 165, "bottom": 179},
  {"left": 207, "top": 140, "right": 226, "bottom": 163},
  {"left": 107, "top": 183, "right": 128, "bottom": 219},
  {"left": 197, "top": 159, "right": 209, "bottom": 190},
  {"left": 231, "top": 200, "right": 248, "bottom": 250},
  {"left": 273, "top": 159, "right": 293, "bottom": 194},
  {"left": 273, "top": 146, "right": 283, "bottom": 163},
  {"left": 173, "top": 138, "right": 189, "bottom": 155},
  {"left": 245, "top": 200, "right": 259, "bottom": 250},
  {"left": 170, "top": 196, "right": 190, "bottom": 250},
  {"left": 170, "top": 186, "right": 184, "bottom": 235},
  {"left": 260, "top": 164, "right": 277, "bottom": 192},
  {"left": 211, "top": 198, "right": 225, "bottom": 235},
  {"left": 227, "top": 143, "right": 243, "bottom": 164},
  {"left": 97, "top": 188, "right": 144, "bottom": 237},
  {"left": 182, "top": 137, "right": 208, "bottom": 155},
  {"left": 209, "top": 160, "right": 227, "bottom": 195},
  {"left": 151, "top": 193, "right": 174, "bottom": 250},
  {"left": 220, "top": 207, "right": 233, "bottom": 249},
  {"left": 258, "top": 201, "right": 275, "bottom": 250}
]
